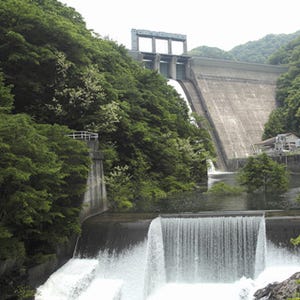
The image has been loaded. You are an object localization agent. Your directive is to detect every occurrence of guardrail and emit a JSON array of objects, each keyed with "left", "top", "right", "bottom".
[{"left": 67, "top": 131, "right": 98, "bottom": 141}]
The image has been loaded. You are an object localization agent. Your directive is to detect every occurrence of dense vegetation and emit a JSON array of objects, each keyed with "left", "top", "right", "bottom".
[
  {"left": 0, "top": 0, "right": 214, "bottom": 296},
  {"left": 0, "top": 71, "right": 90, "bottom": 297},
  {"left": 1, "top": 0, "right": 214, "bottom": 210},
  {"left": 263, "top": 35, "right": 300, "bottom": 139},
  {"left": 230, "top": 32, "right": 300, "bottom": 64},
  {"left": 239, "top": 153, "right": 289, "bottom": 194},
  {"left": 188, "top": 46, "right": 235, "bottom": 61},
  {"left": 188, "top": 31, "right": 300, "bottom": 64}
]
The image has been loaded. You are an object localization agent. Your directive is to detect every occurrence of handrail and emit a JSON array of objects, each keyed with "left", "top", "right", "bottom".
[{"left": 67, "top": 131, "right": 98, "bottom": 141}]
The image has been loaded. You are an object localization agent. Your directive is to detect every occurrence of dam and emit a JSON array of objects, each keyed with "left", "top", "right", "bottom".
[
  {"left": 33, "top": 30, "right": 300, "bottom": 300},
  {"left": 130, "top": 29, "right": 288, "bottom": 170},
  {"left": 183, "top": 58, "right": 287, "bottom": 170}
]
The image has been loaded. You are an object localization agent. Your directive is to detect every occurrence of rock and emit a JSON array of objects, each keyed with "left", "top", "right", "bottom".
[{"left": 254, "top": 272, "right": 300, "bottom": 299}]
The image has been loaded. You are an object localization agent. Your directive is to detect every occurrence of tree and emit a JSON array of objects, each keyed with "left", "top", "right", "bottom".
[
  {"left": 0, "top": 114, "right": 90, "bottom": 261},
  {"left": 238, "top": 153, "right": 289, "bottom": 194},
  {"left": 262, "top": 108, "right": 287, "bottom": 140},
  {"left": 188, "top": 46, "right": 235, "bottom": 60},
  {"left": 0, "top": 71, "right": 13, "bottom": 113},
  {"left": 230, "top": 32, "right": 300, "bottom": 64},
  {"left": 264, "top": 35, "right": 300, "bottom": 138},
  {"left": 0, "top": 0, "right": 215, "bottom": 211}
]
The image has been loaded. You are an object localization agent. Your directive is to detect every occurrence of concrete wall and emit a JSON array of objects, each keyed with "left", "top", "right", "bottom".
[
  {"left": 80, "top": 140, "right": 108, "bottom": 222},
  {"left": 75, "top": 213, "right": 300, "bottom": 257},
  {"left": 185, "top": 57, "right": 287, "bottom": 169},
  {"left": 266, "top": 216, "right": 300, "bottom": 249}
]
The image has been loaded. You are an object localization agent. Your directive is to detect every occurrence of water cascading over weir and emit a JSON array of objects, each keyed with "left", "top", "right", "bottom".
[
  {"left": 144, "top": 215, "right": 266, "bottom": 297},
  {"left": 36, "top": 213, "right": 270, "bottom": 300}
]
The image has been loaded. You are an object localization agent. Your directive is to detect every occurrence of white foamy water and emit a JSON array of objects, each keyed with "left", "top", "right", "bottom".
[
  {"left": 36, "top": 217, "right": 300, "bottom": 300},
  {"left": 167, "top": 79, "right": 192, "bottom": 115},
  {"left": 77, "top": 279, "right": 123, "bottom": 300},
  {"left": 35, "top": 258, "right": 98, "bottom": 300}
]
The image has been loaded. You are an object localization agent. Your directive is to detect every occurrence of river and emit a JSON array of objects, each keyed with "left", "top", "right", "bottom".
[{"left": 35, "top": 170, "right": 300, "bottom": 300}]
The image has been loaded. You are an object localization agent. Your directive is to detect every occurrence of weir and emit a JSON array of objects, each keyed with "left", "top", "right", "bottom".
[
  {"left": 35, "top": 213, "right": 299, "bottom": 300},
  {"left": 36, "top": 213, "right": 300, "bottom": 300},
  {"left": 160, "top": 216, "right": 265, "bottom": 282},
  {"left": 144, "top": 215, "right": 266, "bottom": 298}
]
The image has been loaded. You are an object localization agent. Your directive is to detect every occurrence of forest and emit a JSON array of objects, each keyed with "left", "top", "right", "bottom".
[
  {"left": 263, "top": 35, "right": 300, "bottom": 138},
  {"left": 0, "top": 0, "right": 214, "bottom": 297},
  {"left": 1, "top": 0, "right": 300, "bottom": 298},
  {"left": 188, "top": 31, "right": 300, "bottom": 64}
]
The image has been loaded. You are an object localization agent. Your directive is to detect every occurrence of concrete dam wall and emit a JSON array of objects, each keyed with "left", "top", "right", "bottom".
[
  {"left": 183, "top": 57, "right": 287, "bottom": 169},
  {"left": 80, "top": 140, "right": 108, "bottom": 222}
]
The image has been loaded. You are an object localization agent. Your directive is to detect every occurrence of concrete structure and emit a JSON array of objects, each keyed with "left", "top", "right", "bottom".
[
  {"left": 254, "top": 133, "right": 300, "bottom": 155},
  {"left": 130, "top": 30, "right": 289, "bottom": 170},
  {"left": 68, "top": 131, "right": 107, "bottom": 221},
  {"left": 131, "top": 29, "right": 187, "bottom": 54},
  {"left": 181, "top": 58, "right": 288, "bottom": 170},
  {"left": 76, "top": 212, "right": 300, "bottom": 257},
  {"left": 130, "top": 29, "right": 190, "bottom": 80}
]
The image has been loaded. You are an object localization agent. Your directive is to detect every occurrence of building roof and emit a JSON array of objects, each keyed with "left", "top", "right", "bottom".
[
  {"left": 254, "top": 136, "right": 276, "bottom": 147},
  {"left": 254, "top": 133, "right": 299, "bottom": 147}
]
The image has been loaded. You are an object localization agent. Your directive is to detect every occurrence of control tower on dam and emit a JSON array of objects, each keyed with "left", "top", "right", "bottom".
[
  {"left": 129, "top": 29, "right": 288, "bottom": 170},
  {"left": 184, "top": 57, "right": 287, "bottom": 170}
]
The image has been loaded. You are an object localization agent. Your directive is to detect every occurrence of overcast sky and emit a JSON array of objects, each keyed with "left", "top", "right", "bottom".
[{"left": 62, "top": 0, "right": 300, "bottom": 52}]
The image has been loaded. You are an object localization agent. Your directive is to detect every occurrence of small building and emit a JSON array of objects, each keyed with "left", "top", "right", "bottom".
[{"left": 254, "top": 133, "right": 300, "bottom": 155}]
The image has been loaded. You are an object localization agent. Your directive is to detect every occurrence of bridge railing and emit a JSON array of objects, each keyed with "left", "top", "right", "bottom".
[{"left": 67, "top": 131, "right": 98, "bottom": 141}]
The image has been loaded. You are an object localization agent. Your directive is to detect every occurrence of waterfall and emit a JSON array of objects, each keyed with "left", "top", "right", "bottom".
[
  {"left": 144, "top": 217, "right": 166, "bottom": 299},
  {"left": 38, "top": 214, "right": 300, "bottom": 300},
  {"left": 35, "top": 258, "right": 98, "bottom": 300},
  {"left": 145, "top": 216, "right": 266, "bottom": 285}
]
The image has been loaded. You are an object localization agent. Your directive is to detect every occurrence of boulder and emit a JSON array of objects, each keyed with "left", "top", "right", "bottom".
[{"left": 254, "top": 272, "right": 300, "bottom": 299}]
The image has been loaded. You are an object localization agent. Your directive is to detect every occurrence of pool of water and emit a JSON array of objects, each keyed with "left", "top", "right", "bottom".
[{"left": 142, "top": 172, "right": 300, "bottom": 213}]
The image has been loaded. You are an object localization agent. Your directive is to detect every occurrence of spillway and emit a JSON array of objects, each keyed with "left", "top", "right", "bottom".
[{"left": 35, "top": 214, "right": 300, "bottom": 300}]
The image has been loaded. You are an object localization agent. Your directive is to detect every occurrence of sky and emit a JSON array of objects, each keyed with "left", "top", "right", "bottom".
[{"left": 62, "top": 0, "right": 300, "bottom": 52}]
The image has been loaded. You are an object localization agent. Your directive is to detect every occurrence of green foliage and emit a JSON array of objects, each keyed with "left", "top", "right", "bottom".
[
  {"left": 0, "top": 0, "right": 215, "bottom": 279},
  {"left": 0, "top": 113, "right": 90, "bottom": 260},
  {"left": 15, "top": 284, "right": 36, "bottom": 299},
  {"left": 238, "top": 153, "right": 289, "bottom": 194},
  {"left": 0, "top": 71, "right": 14, "bottom": 113},
  {"left": 230, "top": 32, "right": 300, "bottom": 64},
  {"left": 205, "top": 182, "right": 243, "bottom": 196},
  {"left": 105, "top": 165, "right": 134, "bottom": 210},
  {"left": 291, "top": 235, "right": 300, "bottom": 246},
  {"left": 188, "top": 46, "right": 235, "bottom": 60},
  {"left": 188, "top": 31, "right": 300, "bottom": 64},
  {"left": 262, "top": 108, "right": 287, "bottom": 140},
  {"left": 263, "top": 35, "right": 300, "bottom": 138}
]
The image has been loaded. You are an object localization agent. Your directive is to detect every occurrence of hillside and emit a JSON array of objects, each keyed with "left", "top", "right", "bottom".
[
  {"left": 263, "top": 35, "right": 300, "bottom": 139},
  {"left": 188, "top": 31, "right": 300, "bottom": 64}
]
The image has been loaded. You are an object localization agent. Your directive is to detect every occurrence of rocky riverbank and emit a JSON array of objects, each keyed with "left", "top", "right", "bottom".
[{"left": 254, "top": 272, "right": 300, "bottom": 299}]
